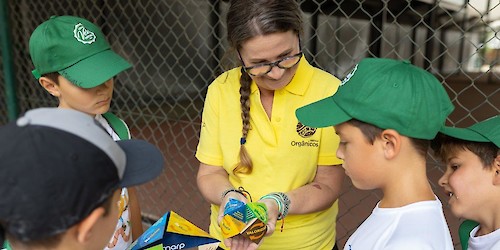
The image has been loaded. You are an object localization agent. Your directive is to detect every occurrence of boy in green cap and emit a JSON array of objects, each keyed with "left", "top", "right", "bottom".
[
  {"left": 433, "top": 115, "right": 500, "bottom": 250},
  {"left": 28, "top": 15, "right": 142, "bottom": 250},
  {"left": 296, "top": 58, "right": 454, "bottom": 249}
]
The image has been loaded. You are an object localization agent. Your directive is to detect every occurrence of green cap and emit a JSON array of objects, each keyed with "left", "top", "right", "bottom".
[
  {"left": 29, "top": 15, "right": 131, "bottom": 88},
  {"left": 440, "top": 115, "right": 500, "bottom": 147},
  {"left": 296, "top": 58, "right": 454, "bottom": 139}
]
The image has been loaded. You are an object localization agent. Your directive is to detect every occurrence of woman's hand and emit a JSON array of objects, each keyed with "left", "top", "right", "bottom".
[
  {"left": 220, "top": 195, "right": 280, "bottom": 249},
  {"left": 217, "top": 190, "right": 248, "bottom": 226},
  {"left": 224, "top": 234, "right": 259, "bottom": 250},
  {"left": 257, "top": 197, "right": 279, "bottom": 236}
]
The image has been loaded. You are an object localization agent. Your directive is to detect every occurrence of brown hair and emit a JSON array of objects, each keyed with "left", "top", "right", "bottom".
[
  {"left": 42, "top": 72, "right": 60, "bottom": 85},
  {"left": 433, "top": 134, "right": 499, "bottom": 168},
  {"left": 226, "top": 0, "right": 303, "bottom": 175},
  {"left": 347, "top": 119, "right": 431, "bottom": 157}
]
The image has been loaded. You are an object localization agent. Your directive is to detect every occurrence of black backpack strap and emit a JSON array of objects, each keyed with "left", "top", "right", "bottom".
[{"left": 102, "top": 112, "right": 131, "bottom": 140}]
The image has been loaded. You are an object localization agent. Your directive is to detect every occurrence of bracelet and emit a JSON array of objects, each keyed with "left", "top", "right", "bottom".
[
  {"left": 221, "top": 186, "right": 251, "bottom": 201},
  {"left": 260, "top": 192, "right": 290, "bottom": 220},
  {"left": 260, "top": 194, "right": 283, "bottom": 217}
]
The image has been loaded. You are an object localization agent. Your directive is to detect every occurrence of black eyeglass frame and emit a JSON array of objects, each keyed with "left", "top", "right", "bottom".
[{"left": 238, "top": 36, "right": 303, "bottom": 77}]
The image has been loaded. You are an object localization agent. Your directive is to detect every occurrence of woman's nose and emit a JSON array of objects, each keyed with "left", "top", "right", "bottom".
[{"left": 266, "top": 65, "right": 286, "bottom": 79}]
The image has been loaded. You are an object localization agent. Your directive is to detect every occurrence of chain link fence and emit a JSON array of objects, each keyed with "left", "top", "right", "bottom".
[{"left": 1, "top": 0, "right": 499, "bottom": 248}]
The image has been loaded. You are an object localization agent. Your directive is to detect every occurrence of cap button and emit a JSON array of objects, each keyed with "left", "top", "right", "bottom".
[
  {"left": 402, "top": 60, "right": 411, "bottom": 64},
  {"left": 50, "top": 15, "right": 57, "bottom": 19},
  {"left": 16, "top": 117, "right": 30, "bottom": 127}
]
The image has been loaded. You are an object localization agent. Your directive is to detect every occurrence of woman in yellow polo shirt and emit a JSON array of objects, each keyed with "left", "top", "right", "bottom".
[{"left": 195, "top": 0, "right": 344, "bottom": 249}]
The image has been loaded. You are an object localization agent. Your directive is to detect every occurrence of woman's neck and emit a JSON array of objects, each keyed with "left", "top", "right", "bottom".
[{"left": 259, "top": 89, "right": 274, "bottom": 119}]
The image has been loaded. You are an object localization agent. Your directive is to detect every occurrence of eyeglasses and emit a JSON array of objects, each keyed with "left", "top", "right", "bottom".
[{"left": 240, "top": 51, "right": 303, "bottom": 77}]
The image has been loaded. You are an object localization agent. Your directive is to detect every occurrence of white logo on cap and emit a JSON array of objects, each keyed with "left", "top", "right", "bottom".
[
  {"left": 73, "top": 23, "right": 96, "bottom": 44},
  {"left": 340, "top": 64, "right": 358, "bottom": 86}
]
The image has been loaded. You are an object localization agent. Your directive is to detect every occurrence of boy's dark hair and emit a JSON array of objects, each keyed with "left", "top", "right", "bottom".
[
  {"left": 348, "top": 119, "right": 430, "bottom": 157},
  {"left": 42, "top": 72, "right": 60, "bottom": 85},
  {"left": 433, "top": 134, "right": 499, "bottom": 168},
  {"left": 4, "top": 193, "right": 115, "bottom": 248}
]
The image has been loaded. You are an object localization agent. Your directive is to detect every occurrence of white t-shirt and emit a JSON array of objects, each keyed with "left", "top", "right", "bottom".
[
  {"left": 95, "top": 115, "right": 133, "bottom": 250},
  {"left": 344, "top": 197, "right": 453, "bottom": 250},
  {"left": 468, "top": 226, "right": 500, "bottom": 250}
]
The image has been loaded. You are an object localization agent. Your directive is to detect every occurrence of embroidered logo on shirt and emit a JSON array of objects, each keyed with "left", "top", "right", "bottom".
[{"left": 296, "top": 122, "right": 316, "bottom": 138}]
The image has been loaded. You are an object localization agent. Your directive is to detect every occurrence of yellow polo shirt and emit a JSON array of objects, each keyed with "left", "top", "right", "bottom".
[{"left": 196, "top": 57, "right": 342, "bottom": 250}]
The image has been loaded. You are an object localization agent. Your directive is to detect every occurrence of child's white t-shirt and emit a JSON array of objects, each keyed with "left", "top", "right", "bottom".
[
  {"left": 468, "top": 226, "right": 500, "bottom": 250},
  {"left": 344, "top": 197, "right": 453, "bottom": 250},
  {"left": 95, "top": 114, "right": 133, "bottom": 250}
]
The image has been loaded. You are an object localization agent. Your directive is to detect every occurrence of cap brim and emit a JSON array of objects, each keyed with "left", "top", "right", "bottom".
[
  {"left": 59, "top": 49, "right": 132, "bottom": 88},
  {"left": 116, "top": 139, "right": 164, "bottom": 187},
  {"left": 296, "top": 95, "right": 352, "bottom": 128},
  {"left": 440, "top": 126, "right": 490, "bottom": 143}
]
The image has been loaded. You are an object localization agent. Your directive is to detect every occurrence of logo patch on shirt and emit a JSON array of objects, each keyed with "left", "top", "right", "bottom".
[{"left": 296, "top": 122, "right": 316, "bottom": 138}]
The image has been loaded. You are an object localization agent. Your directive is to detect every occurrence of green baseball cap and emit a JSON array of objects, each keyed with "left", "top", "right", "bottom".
[
  {"left": 296, "top": 58, "right": 454, "bottom": 140},
  {"left": 29, "top": 15, "right": 131, "bottom": 88},
  {"left": 440, "top": 115, "right": 500, "bottom": 148}
]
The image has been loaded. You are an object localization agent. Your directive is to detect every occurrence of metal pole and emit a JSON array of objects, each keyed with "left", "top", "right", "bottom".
[
  {"left": 0, "top": 0, "right": 19, "bottom": 121},
  {"left": 368, "top": 1, "right": 385, "bottom": 58},
  {"left": 456, "top": 0, "right": 468, "bottom": 74},
  {"left": 424, "top": 0, "right": 438, "bottom": 70},
  {"left": 309, "top": 11, "right": 319, "bottom": 68},
  {"left": 209, "top": 0, "right": 222, "bottom": 79}
]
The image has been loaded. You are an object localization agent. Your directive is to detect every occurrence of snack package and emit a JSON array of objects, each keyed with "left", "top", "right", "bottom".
[
  {"left": 220, "top": 199, "right": 268, "bottom": 244},
  {"left": 127, "top": 211, "right": 220, "bottom": 250}
]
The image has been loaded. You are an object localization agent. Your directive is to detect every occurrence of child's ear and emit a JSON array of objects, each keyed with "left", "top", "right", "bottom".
[
  {"left": 380, "top": 129, "right": 401, "bottom": 159},
  {"left": 39, "top": 76, "right": 60, "bottom": 97},
  {"left": 75, "top": 207, "right": 106, "bottom": 243},
  {"left": 493, "top": 155, "right": 500, "bottom": 185}
]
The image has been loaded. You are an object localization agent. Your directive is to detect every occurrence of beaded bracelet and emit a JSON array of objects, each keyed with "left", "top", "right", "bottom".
[{"left": 275, "top": 192, "right": 291, "bottom": 218}]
